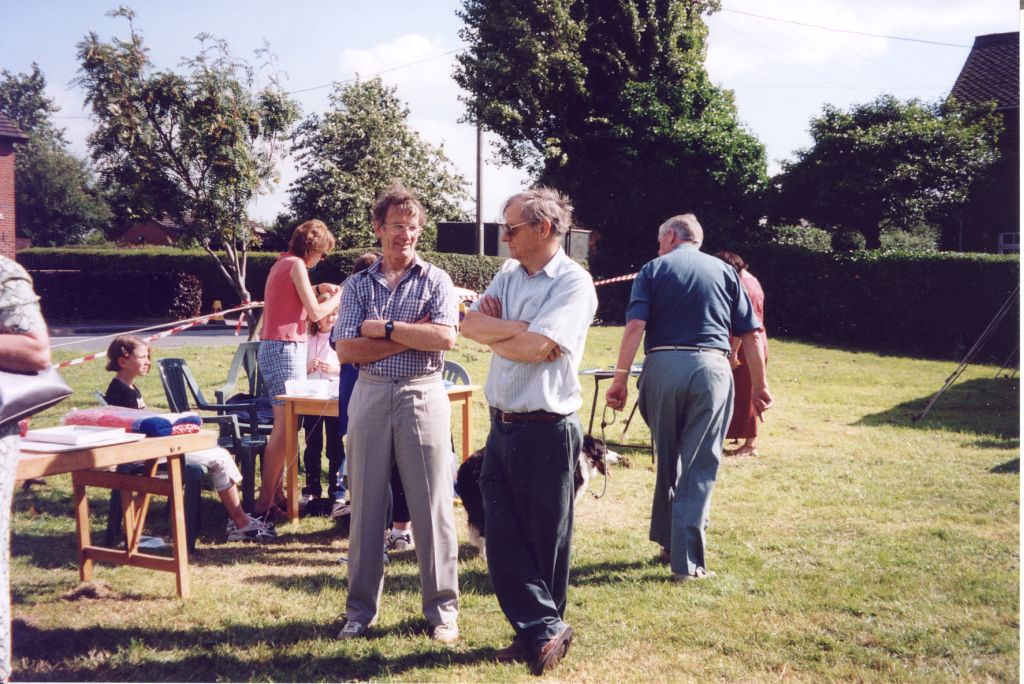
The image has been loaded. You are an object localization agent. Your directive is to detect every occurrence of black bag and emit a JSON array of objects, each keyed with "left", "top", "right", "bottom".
[
  {"left": 225, "top": 392, "right": 275, "bottom": 425},
  {"left": 0, "top": 366, "right": 74, "bottom": 428}
]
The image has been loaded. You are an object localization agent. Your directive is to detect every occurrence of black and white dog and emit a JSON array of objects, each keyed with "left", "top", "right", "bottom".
[{"left": 454, "top": 434, "right": 609, "bottom": 559}]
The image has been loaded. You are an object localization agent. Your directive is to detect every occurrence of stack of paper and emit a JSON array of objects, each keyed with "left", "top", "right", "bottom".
[{"left": 25, "top": 425, "right": 128, "bottom": 446}]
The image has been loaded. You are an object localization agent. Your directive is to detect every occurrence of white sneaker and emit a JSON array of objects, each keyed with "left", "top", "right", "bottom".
[
  {"left": 337, "top": 620, "right": 367, "bottom": 640},
  {"left": 330, "top": 500, "right": 351, "bottom": 519},
  {"left": 227, "top": 516, "right": 277, "bottom": 542},
  {"left": 431, "top": 622, "right": 459, "bottom": 644},
  {"left": 385, "top": 530, "right": 414, "bottom": 552}
]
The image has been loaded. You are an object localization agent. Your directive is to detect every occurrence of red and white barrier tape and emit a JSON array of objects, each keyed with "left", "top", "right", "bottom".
[
  {"left": 55, "top": 270, "right": 636, "bottom": 369},
  {"left": 455, "top": 272, "right": 636, "bottom": 303},
  {"left": 592, "top": 272, "right": 638, "bottom": 286},
  {"left": 54, "top": 301, "right": 263, "bottom": 369}
]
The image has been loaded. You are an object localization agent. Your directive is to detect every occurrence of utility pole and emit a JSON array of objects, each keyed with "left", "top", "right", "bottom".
[{"left": 476, "top": 123, "right": 484, "bottom": 255}]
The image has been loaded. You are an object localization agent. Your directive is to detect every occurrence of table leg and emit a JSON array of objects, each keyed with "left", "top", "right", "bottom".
[
  {"left": 461, "top": 397, "right": 471, "bottom": 461},
  {"left": 284, "top": 403, "right": 299, "bottom": 523},
  {"left": 166, "top": 455, "right": 191, "bottom": 599},
  {"left": 587, "top": 376, "right": 600, "bottom": 435},
  {"left": 73, "top": 481, "right": 92, "bottom": 582}
]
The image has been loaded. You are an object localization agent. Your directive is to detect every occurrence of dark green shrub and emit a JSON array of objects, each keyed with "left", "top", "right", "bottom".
[
  {"left": 734, "top": 246, "right": 1018, "bottom": 361},
  {"left": 769, "top": 224, "right": 832, "bottom": 252},
  {"left": 879, "top": 225, "right": 939, "bottom": 253},
  {"left": 832, "top": 229, "right": 867, "bottom": 252},
  {"left": 30, "top": 270, "right": 201, "bottom": 321}
]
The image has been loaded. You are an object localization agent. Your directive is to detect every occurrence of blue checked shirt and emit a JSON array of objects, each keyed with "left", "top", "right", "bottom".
[{"left": 331, "top": 255, "right": 458, "bottom": 378}]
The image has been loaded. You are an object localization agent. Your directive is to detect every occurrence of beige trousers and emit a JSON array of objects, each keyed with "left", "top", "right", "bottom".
[{"left": 344, "top": 372, "right": 459, "bottom": 627}]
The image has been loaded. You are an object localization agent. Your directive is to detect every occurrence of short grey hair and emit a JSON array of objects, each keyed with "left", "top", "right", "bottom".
[
  {"left": 658, "top": 214, "right": 703, "bottom": 248},
  {"left": 502, "top": 187, "right": 574, "bottom": 239}
]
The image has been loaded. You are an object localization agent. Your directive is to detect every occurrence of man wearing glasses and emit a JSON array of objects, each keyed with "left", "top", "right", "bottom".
[
  {"left": 462, "top": 187, "right": 597, "bottom": 676},
  {"left": 334, "top": 185, "right": 461, "bottom": 644}
]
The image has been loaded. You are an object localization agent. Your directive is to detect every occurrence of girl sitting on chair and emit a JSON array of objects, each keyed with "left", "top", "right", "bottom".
[{"left": 104, "top": 335, "right": 276, "bottom": 543}]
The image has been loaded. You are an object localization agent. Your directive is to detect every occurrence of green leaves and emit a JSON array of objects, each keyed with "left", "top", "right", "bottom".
[
  {"left": 74, "top": 9, "right": 299, "bottom": 301},
  {"left": 773, "top": 96, "right": 1001, "bottom": 248},
  {"left": 284, "top": 78, "right": 469, "bottom": 250},
  {"left": 456, "top": 0, "right": 766, "bottom": 273}
]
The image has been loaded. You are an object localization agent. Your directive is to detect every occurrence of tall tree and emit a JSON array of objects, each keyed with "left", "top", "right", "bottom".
[
  {"left": 771, "top": 95, "right": 1001, "bottom": 248},
  {"left": 0, "top": 64, "right": 112, "bottom": 245},
  {"left": 285, "top": 78, "right": 469, "bottom": 249},
  {"left": 75, "top": 7, "right": 299, "bottom": 303},
  {"left": 455, "top": 0, "right": 767, "bottom": 273}
]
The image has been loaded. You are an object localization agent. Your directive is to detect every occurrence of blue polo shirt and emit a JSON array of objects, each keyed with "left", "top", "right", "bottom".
[{"left": 625, "top": 244, "right": 760, "bottom": 353}]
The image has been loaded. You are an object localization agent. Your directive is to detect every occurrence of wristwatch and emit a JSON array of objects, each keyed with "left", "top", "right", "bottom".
[{"left": 384, "top": 320, "right": 395, "bottom": 340}]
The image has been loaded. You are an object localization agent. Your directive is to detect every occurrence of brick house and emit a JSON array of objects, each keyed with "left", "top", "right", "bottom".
[
  {"left": 949, "top": 32, "right": 1019, "bottom": 253},
  {"left": 116, "top": 217, "right": 186, "bottom": 246},
  {"left": 0, "top": 112, "right": 29, "bottom": 260}
]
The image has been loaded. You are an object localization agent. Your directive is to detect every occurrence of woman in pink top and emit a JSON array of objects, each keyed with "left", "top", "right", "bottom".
[{"left": 255, "top": 219, "right": 342, "bottom": 519}]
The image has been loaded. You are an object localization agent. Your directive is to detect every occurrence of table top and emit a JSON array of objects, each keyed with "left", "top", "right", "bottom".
[
  {"left": 277, "top": 384, "right": 480, "bottom": 404},
  {"left": 16, "top": 430, "right": 218, "bottom": 481},
  {"left": 579, "top": 365, "right": 643, "bottom": 378}
]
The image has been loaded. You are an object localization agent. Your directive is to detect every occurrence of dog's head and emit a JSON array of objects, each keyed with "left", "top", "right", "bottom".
[{"left": 581, "top": 434, "right": 609, "bottom": 476}]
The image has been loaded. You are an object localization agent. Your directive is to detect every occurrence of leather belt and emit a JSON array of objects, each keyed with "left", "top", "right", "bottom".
[
  {"left": 489, "top": 407, "right": 566, "bottom": 424},
  {"left": 648, "top": 345, "right": 730, "bottom": 357}
]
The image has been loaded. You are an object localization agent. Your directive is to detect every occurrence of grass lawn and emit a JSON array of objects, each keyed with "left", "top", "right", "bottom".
[{"left": 11, "top": 328, "right": 1019, "bottom": 682}]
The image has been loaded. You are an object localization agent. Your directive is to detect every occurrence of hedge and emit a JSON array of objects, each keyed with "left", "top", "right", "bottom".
[
  {"left": 18, "top": 246, "right": 1019, "bottom": 360},
  {"left": 30, "top": 270, "right": 201, "bottom": 322},
  {"left": 17, "top": 247, "right": 507, "bottom": 314},
  {"left": 597, "top": 245, "right": 1019, "bottom": 361}
]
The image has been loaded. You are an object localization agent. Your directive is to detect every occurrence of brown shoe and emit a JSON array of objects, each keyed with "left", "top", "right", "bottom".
[
  {"left": 531, "top": 625, "right": 575, "bottom": 676},
  {"left": 494, "top": 637, "right": 527, "bottom": 663}
]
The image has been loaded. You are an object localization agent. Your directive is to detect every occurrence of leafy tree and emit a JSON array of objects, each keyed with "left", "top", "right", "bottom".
[
  {"left": 771, "top": 95, "right": 1001, "bottom": 249},
  {"left": 14, "top": 138, "right": 113, "bottom": 245},
  {"left": 0, "top": 64, "right": 112, "bottom": 245},
  {"left": 0, "top": 64, "right": 63, "bottom": 143},
  {"left": 75, "top": 7, "right": 299, "bottom": 304},
  {"left": 285, "top": 78, "right": 469, "bottom": 249},
  {"left": 454, "top": 0, "right": 767, "bottom": 273}
]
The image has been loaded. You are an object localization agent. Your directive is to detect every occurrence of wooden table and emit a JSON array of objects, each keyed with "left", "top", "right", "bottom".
[
  {"left": 16, "top": 431, "right": 217, "bottom": 599},
  {"left": 278, "top": 384, "right": 480, "bottom": 522}
]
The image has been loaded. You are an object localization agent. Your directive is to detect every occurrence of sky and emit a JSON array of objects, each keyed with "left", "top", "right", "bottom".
[{"left": 0, "top": 1, "right": 1017, "bottom": 224}]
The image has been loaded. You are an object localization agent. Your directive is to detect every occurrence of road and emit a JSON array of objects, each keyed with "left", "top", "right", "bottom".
[{"left": 49, "top": 320, "right": 255, "bottom": 354}]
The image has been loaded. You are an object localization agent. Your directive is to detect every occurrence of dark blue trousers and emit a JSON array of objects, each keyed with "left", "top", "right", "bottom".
[{"left": 479, "top": 413, "right": 582, "bottom": 652}]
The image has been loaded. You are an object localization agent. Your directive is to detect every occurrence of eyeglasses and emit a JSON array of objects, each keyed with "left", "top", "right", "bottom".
[
  {"left": 500, "top": 220, "right": 534, "bottom": 237},
  {"left": 383, "top": 222, "right": 422, "bottom": 235}
]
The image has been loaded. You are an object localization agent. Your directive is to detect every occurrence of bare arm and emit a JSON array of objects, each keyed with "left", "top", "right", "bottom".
[
  {"left": 461, "top": 295, "right": 529, "bottom": 344},
  {"left": 604, "top": 319, "right": 646, "bottom": 410},
  {"left": 739, "top": 329, "right": 774, "bottom": 413},
  {"left": 336, "top": 337, "right": 409, "bottom": 365},
  {"left": 461, "top": 310, "right": 530, "bottom": 345},
  {"left": 290, "top": 261, "right": 341, "bottom": 322},
  {"left": 0, "top": 328, "right": 51, "bottom": 371},
  {"left": 730, "top": 335, "right": 743, "bottom": 368},
  {"left": 360, "top": 319, "right": 456, "bottom": 352},
  {"left": 490, "top": 332, "right": 560, "bottom": 363}
]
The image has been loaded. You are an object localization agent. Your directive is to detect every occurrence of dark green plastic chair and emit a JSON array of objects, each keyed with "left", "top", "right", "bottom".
[{"left": 157, "top": 358, "right": 266, "bottom": 511}]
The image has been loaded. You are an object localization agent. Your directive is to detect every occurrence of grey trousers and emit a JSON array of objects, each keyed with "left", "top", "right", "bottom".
[
  {"left": 344, "top": 372, "right": 459, "bottom": 627},
  {"left": 638, "top": 350, "right": 734, "bottom": 575}
]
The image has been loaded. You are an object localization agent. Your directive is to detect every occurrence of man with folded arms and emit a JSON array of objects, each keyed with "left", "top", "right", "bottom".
[
  {"left": 462, "top": 187, "right": 597, "bottom": 676},
  {"left": 605, "top": 213, "right": 774, "bottom": 582},
  {"left": 334, "top": 185, "right": 460, "bottom": 644}
]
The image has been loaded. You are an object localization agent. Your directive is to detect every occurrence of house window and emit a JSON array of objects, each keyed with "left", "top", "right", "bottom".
[{"left": 997, "top": 232, "right": 1019, "bottom": 254}]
